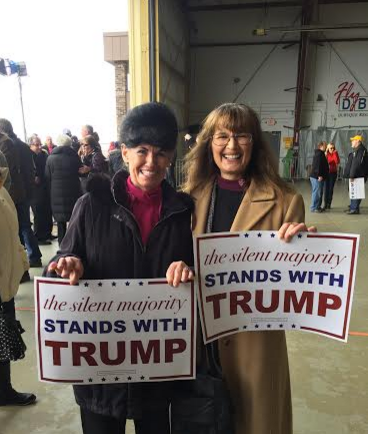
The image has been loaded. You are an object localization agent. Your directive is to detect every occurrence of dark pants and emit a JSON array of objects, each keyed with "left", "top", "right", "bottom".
[
  {"left": 324, "top": 172, "right": 337, "bottom": 207},
  {"left": 80, "top": 406, "right": 170, "bottom": 434},
  {"left": 57, "top": 222, "right": 67, "bottom": 245},
  {"left": 32, "top": 200, "right": 53, "bottom": 241},
  {"left": 350, "top": 198, "right": 362, "bottom": 212},
  {"left": 15, "top": 202, "right": 42, "bottom": 262},
  {"left": 0, "top": 298, "right": 15, "bottom": 392}
]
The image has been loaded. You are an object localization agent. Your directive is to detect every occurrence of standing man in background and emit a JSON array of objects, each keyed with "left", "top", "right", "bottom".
[
  {"left": 29, "top": 134, "right": 54, "bottom": 244},
  {"left": 42, "top": 135, "right": 56, "bottom": 155},
  {"left": 0, "top": 119, "right": 42, "bottom": 269},
  {"left": 344, "top": 135, "right": 368, "bottom": 215},
  {"left": 310, "top": 141, "right": 329, "bottom": 213}
]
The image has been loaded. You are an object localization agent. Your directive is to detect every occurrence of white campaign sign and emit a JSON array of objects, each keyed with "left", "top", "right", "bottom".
[
  {"left": 349, "top": 177, "right": 365, "bottom": 200},
  {"left": 194, "top": 231, "right": 359, "bottom": 343},
  {"left": 35, "top": 278, "right": 196, "bottom": 384}
]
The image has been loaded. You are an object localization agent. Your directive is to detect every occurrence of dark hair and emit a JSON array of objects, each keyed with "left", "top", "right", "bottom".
[
  {"left": 0, "top": 118, "right": 14, "bottom": 136},
  {"left": 120, "top": 102, "right": 178, "bottom": 151},
  {"left": 184, "top": 103, "right": 292, "bottom": 195}
]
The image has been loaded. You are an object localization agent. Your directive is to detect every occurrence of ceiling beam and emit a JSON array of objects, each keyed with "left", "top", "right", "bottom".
[
  {"left": 187, "top": 0, "right": 368, "bottom": 12},
  {"left": 190, "top": 37, "right": 368, "bottom": 48}
]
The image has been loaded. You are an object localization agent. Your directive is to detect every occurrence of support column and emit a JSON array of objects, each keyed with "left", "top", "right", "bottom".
[
  {"left": 115, "top": 61, "right": 129, "bottom": 137},
  {"left": 292, "top": 0, "right": 314, "bottom": 148}
]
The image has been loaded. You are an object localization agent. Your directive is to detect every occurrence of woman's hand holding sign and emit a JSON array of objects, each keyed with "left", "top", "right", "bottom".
[
  {"left": 278, "top": 222, "right": 317, "bottom": 243},
  {"left": 48, "top": 257, "right": 84, "bottom": 285},
  {"left": 166, "top": 261, "right": 194, "bottom": 287}
]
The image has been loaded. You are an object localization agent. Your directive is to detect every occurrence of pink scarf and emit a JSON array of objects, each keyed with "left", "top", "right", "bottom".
[{"left": 126, "top": 177, "right": 162, "bottom": 245}]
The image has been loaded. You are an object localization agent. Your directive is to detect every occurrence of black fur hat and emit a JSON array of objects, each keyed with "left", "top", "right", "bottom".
[{"left": 120, "top": 102, "right": 178, "bottom": 151}]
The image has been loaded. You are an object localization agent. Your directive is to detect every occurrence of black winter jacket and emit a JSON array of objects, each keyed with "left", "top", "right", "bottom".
[
  {"left": 45, "top": 146, "right": 82, "bottom": 222},
  {"left": 0, "top": 133, "right": 23, "bottom": 203},
  {"left": 310, "top": 149, "right": 329, "bottom": 179},
  {"left": 48, "top": 171, "right": 194, "bottom": 419},
  {"left": 343, "top": 144, "right": 368, "bottom": 180},
  {"left": 31, "top": 150, "right": 49, "bottom": 205},
  {"left": 9, "top": 133, "right": 36, "bottom": 202}
]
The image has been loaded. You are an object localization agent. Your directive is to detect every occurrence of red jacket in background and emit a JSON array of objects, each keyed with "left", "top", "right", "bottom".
[{"left": 326, "top": 150, "right": 340, "bottom": 173}]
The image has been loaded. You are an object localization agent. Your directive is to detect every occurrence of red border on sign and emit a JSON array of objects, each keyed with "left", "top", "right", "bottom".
[
  {"left": 302, "top": 234, "right": 358, "bottom": 340},
  {"left": 196, "top": 233, "right": 240, "bottom": 342},
  {"left": 196, "top": 233, "right": 358, "bottom": 342},
  {"left": 36, "top": 278, "right": 195, "bottom": 383},
  {"left": 148, "top": 280, "right": 195, "bottom": 380},
  {"left": 36, "top": 278, "right": 84, "bottom": 383}
]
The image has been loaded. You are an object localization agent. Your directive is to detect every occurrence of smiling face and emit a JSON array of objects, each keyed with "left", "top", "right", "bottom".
[
  {"left": 122, "top": 144, "right": 174, "bottom": 191},
  {"left": 210, "top": 127, "right": 253, "bottom": 180}
]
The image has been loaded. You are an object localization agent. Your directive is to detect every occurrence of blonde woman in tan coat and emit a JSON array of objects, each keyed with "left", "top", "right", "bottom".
[
  {"left": 170, "top": 103, "right": 314, "bottom": 434},
  {"left": 0, "top": 167, "right": 36, "bottom": 406}
]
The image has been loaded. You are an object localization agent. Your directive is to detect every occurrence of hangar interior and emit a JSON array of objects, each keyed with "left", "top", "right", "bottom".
[
  {"left": 2, "top": 2, "right": 368, "bottom": 434},
  {"left": 152, "top": 0, "right": 368, "bottom": 176}
]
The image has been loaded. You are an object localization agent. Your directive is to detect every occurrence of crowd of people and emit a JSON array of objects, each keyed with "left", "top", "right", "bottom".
[
  {"left": 0, "top": 104, "right": 366, "bottom": 434},
  {"left": 309, "top": 135, "right": 367, "bottom": 213},
  {"left": 0, "top": 121, "right": 124, "bottom": 266}
]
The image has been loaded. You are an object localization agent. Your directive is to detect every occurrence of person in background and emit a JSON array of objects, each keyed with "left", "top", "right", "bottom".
[
  {"left": 42, "top": 135, "right": 56, "bottom": 155},
  {"left": 80, "top": 125, "right": 101, "bottom": 151},
  {"left": 0, "top": 166, "right": 36, "bottom": 407},
  {"left": 45, "top": 134, "right": 82, "bottom": 244},
  {"left": 71, "top": 135, "right": 80, "bottom": 154},
  {"left": 79, "top": 135, "right": 108, "bottom": 191},
  {"left": 63, "top": 128, "right": 72, "bottom": 138},
  {"left": 29, "top": 134, "right": 54, "bottom": 244},
  {"left": 46, "top": 102, "right": 194, "bottom": 434},
  {"left": 81, "top": 124, "right": 94, "bottom": 139},
  {"left": 0, "top": 132, "right": 19, "bottom": 198},
  {"left": 183, "top": 102, "right": 314, "bottom": 434},
  {"left": 0, "top": 119, "right": 42, "bottom": 269},
  {"left": 310, "top": 141, "right": 329, "bottom": 213},
  {"left": 344, "top": 135, "right": 368, "bottom": 215},
  {"left": 108, "top": 141, "right": 117, "bottom": 153},
  {"left": 0, "top": 149, "right": 11, "bottom": 190},
  {"left": 108, "top": 141, "right": 125, "bottom": 177},
  {"left": 323, "top": 142, "right": 340, "bottom": 210}
]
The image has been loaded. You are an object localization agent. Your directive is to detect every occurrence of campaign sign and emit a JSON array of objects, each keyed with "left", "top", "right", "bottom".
[
  {"left": 349, "top": 177, "right": 365, "bottom": 200},
  {"left": 194, "top": 231, "right": 359, "bottom": 343},
  {"left": 35, "top": 278, "right": 195, "bottom": 384}
]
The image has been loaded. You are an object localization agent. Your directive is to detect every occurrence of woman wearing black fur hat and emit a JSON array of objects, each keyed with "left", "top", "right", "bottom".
[{"left": 46, "top": 102, "right": 194, "bottom": 434}]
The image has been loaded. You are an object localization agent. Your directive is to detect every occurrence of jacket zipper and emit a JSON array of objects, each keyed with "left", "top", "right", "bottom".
[{"left": 112, "top": 188, "right": 188, "bottom": 254}]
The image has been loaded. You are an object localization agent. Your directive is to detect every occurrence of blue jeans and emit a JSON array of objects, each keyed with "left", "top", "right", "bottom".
[
  {"left": 310, "top": 177, "right": 324, "bottom": 211},
  {"left": 350, "top": 199, "right": 361, "bottom": 212},
  {"left": 15, "top": 202, "right": 42, "bottom": 262}
]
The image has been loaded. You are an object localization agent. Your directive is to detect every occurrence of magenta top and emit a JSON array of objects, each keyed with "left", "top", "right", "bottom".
[
  {"left": 217, "top": 175, "right": 246, "bottom": 192},
  {"left": 126, "top": 177, "right": 162, "bottom": 245}
]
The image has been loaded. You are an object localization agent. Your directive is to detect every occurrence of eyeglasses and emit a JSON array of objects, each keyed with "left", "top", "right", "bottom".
[{"left": 212, "top": 132, "right": 252, "bottom": 147}]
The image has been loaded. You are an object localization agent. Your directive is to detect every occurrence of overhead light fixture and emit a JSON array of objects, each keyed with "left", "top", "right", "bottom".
[
  {"left": 253, "top": 22, "right": 368, "bottom": 35},
  {"left": 252, "top": 28, "right": 267, "bottom": 36}
]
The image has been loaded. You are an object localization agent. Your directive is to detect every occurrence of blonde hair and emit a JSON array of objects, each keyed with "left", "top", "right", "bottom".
[{"left": 183, "top": 103, "right": 291, "bottom": 194}]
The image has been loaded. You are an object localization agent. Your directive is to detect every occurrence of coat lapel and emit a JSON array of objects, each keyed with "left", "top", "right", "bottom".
[
  {"left": 191, "top": 181, "right": 214, "bottom": 235},
  {"left": 192, "top": 178, "right": 277, "bottom": 234},
  {"left": 231, "top": 180, "right": 276, "bottom": 231}
]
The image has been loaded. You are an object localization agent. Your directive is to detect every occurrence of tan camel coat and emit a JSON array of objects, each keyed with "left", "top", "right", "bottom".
[
  {"left": 0, "top": 171, "right": 29, "bottom": 302},
  {"left": 191, "top": 178, "right": 305, "bottom": 434}
]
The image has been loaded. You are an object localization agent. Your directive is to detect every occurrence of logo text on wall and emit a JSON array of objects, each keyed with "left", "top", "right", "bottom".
[{"left": 335, "top": 82, "right": 368, "bottom": 117}]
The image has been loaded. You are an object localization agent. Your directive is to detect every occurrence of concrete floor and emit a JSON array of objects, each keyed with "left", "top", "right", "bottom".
[{"left": 1, "top": 179, "right": 367, "bottom": 434}]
